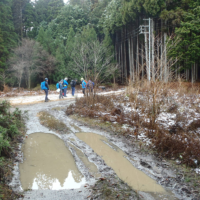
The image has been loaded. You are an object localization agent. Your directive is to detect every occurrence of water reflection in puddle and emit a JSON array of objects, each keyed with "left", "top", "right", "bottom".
[
  {"left": 19, "top": 133, "right": 86, "bottom": 190},
  {"left": 76, "top": 132, "right": 166, "bottom": 193}
]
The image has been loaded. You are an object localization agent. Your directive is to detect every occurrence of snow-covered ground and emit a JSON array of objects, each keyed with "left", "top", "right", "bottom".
[
  {"left": 0, "top": 89, "right": 125, "bottom": 105},
  {"left": 1, "top": 87, "right": 200, "bottom": 173},
  {"left": 66, "top": 88, "right": 200, "bottom": 174}
]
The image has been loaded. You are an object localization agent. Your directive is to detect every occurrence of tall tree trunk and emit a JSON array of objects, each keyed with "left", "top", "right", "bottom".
[
  {"left": 196, "top": 63, "right": 198, "bottom": 81},
  {"left": 119, "top": 43, "right": 121, "bottom": 82},
  {"left": 164, "top": 32, "right": 167, "bottom": 82},
  {"left": 121, "top": 41, "right": 123, "bottom": 83},
  {"left": 113, "top": 74, "right": 115, "bottom": 86},
  {"left": 124, "top": 27, "right": 127, "bottom": 83},
  {"left": 144, "top": 31, "right": 149, "bottom": 80},
  {"left": 131, "top": 37, "right": 135, "bottom": 81},
  {"left": 191, "top": 63, "right": 196, "bottom": 83},
  {"left": 115, "top": 33, "right": 117, "bottom": 61},
  {"left": 152, "top": 19, "right": 155, "bottom": 81},
  {"left": 20, "top": 1, "right": 23, "bottom": 39},
  {"left": 160, "top": 21, "right": 163, "bottom": 80},
  {"left": 128, "top": 36, "right": 132, "bottom": 80},
  {"left": 141, "top": 41, "right": 144, "bottom": 79},
  {"left": 28, "top": 70, "right": 31, "bottom": 89},
  {"left": 136, "top": 34, "right": 139, "bottom": 80}
]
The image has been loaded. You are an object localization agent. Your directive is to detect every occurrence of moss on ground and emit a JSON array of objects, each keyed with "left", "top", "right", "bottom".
[
  {"left": 88, "top": 176, "right": 140, "bottom": 200},
  {"left": 51, "top": 107, "right": 62, "bottom": 111},
  {"left": 69, "top": 114, "right": 123, "bottom": 135},
  {"left": 38, "top": 111, "right": 69, "bottom": 133}
]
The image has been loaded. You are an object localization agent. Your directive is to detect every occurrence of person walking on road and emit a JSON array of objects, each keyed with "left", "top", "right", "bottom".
[
  {"left": 59, "top": 80, "right": 64, "bottom": 99},
  {"left": 81, "top": 78, "right": 86, "bottom": 95},
  {"left": 70, "top": 79, "right": 77, "bottom": 96},
  {"left": 41, "top": 78, "right": 50, "bottom": 102},
  {"left": 63, "top": 77, "right": 68, "bottom": 97},
  {"left": 87, "top": 79, "right": 94, "bottom": 93}
]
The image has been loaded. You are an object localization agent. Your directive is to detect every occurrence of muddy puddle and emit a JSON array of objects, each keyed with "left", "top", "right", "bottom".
[
  {"left": 76, "top": 132, "right": 165, "bottom": 193},
  {"left": 68, "top": 141, "right": 101, "bottom": 178},
  {"left": 19, "top": 133, "right": 86, "bottom": 190}
]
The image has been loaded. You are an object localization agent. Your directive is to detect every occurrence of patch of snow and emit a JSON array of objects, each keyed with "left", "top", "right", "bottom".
[{"left": 156, "top": 112, "right": 176, "bottom": 127}]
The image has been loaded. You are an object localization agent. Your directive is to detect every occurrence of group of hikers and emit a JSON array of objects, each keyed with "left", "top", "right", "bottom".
[
  {"left": 56, "top": 78, "right": 77, "bottom": 99},
  {"left": 41, "top": 77, "right": 94, "bottom": 102}
]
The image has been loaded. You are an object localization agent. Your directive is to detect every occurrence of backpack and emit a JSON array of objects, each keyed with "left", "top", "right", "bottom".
[
  {"left": 70, "top": 80, "right": 76, "bottom": 87},
  {"left": 56, "top": 83, "right": 59, "bottom": 89},
  {"left": 88, "top": 81, "right": 93, "bottom": 88},
  {"left": 41, "top": 81, "right": 46, "bottom": 90}
]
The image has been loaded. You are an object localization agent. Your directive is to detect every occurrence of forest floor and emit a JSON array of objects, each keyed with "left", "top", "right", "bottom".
[{"left": 2, "top": 83, "right": 200, "bottom": 200}]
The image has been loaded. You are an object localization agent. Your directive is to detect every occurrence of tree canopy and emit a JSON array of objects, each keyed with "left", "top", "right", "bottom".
[{"left": 0, "top": 0, "right": 199, "bottom": 88}]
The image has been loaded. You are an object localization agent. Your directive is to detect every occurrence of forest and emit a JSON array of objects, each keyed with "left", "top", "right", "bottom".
[{"left": 0, "top": 0, "right": 200, "bottom": 89}]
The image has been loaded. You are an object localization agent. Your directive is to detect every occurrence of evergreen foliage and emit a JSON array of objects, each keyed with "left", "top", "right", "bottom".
[
  {"left": 23, "top": 1, "right": 36, "bottom": 38},
  {"left": 0, "top": 101, "right": 24, "bottom": 155},
  {"left": 34, "top": 0, "right": 64, "bottom": 24},
  {"left": 0, "top": 0, "right": 18, "bottom": 72},
  {"left": 12, "top": 0, "right": 27, "bottom": 38},
  {"left": 48, "top": 4, "right": 90, "bottom": 39},
  {"left": 0, "top": 101, "right": 25, "bottom": 199},
  {"left": 168, "top": 6, "right": 200, "bottom": 69},
  {"left": 0, "top": 0, "right": 199, "bottom": 88}
]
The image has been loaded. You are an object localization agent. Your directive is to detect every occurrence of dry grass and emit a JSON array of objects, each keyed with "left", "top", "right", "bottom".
[
  {"left": 66, "top": 80, "right": 200, "bottom": 167},
  {"left": 38, "top": 111, "right": 69, "bottom": 133},
  {"left": 187, "top": 119, "right": 200, "bottom": 133},
  {"left": 152, "top": 128, "right": 200, "bottom": 167},
  {"left": 3, "top": 85, "right": 11, "bottom": 93}
]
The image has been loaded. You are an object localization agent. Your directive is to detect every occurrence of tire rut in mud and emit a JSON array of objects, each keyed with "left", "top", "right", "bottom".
[{"left": 12, "top": 101, "right": 199, "bottom": 200}]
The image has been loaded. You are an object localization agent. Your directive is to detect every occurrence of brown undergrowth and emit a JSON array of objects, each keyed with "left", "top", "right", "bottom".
[
  {"left": 38, "top": 111, "right": 69, "bottom": 133},
  {"left": 66, "top": 81, "right": 200, "bottom": 167}
]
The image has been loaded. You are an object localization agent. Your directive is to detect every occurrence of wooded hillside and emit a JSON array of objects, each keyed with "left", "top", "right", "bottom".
[{"left": 0, "top": 0, "right": 199, "bottom": 89}]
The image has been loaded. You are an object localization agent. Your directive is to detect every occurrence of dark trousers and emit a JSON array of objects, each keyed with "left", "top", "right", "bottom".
[
  {"left": 64, "top": 88, "right": 67, "bottom": 96},
  {"left": 44, "top": 89, "right": 48, "bottom": 101},
  {"left": 89, "top": 88, "right": 93, "bottom": 93},
  {"left": 72, "top": 87, "right": 75, "bottom": 96},
  {"left": 59, "top": 89, "right": 63, "bottom": 99},
  {"left": 82, "top": 88, "right": 85, "bottom": 95}
]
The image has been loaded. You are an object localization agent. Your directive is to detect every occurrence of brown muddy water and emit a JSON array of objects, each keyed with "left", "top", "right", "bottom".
[
  {"left": 19, "top": 133, "right": 86, "bottom": 190},
  {"left": 68, "top": 142, "right": 101, "bottom": 178},
  {"left": 76, "top": 132, "right": 166, "bottom": 193}
]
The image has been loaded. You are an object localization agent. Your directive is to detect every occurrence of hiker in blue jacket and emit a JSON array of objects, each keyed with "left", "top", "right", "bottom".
[
  {"left": 63, "top": 78, "right": 68, "bottom": 97},
  {"left": 81, "top": 78, "right": 86, "bottom": 95},
  {"left": 59, "top": 80, "right": 64, "bottom": 99},
  {"left": 41, "top": 78, "right": 49, "bottom": 102}
]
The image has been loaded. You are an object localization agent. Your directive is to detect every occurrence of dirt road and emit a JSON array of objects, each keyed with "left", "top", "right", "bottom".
[{"left": 9, "top": 99, "right": 195, "bottom": 200}]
